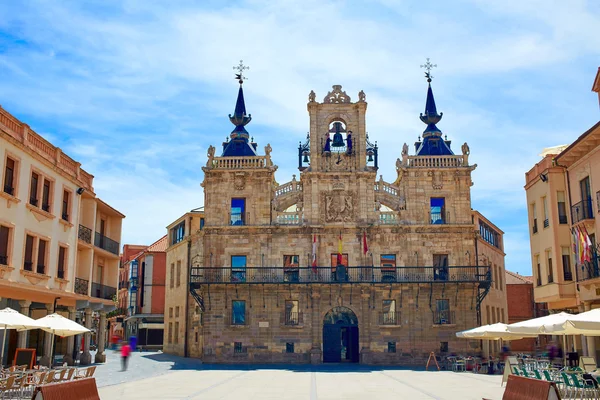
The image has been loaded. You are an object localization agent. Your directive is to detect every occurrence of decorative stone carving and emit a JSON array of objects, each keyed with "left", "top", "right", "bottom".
[
  {"left": 206, "top": 145, "right": 215, "bottom": 168},
  {"left": 321, "top": 191, "right": 355, "bottom": 222},
  {"left": 265, "top": 143, "right": 273, "bottom": 166},
  {"left": 461, "top": 142, "right": 470, "bottom": 166},
  {"left": 374, "top": 200, "right": 381, "bottom": 211},
  {"left": 397, "top": 195, "right": 406, "bottom": 211},
  {"left": 308, "top": 90, "right": 316, "bottom": 103},
  {"left": 296, "top": 199, "right": 303, "bottom": 212},
  {"left": 233, "top": 172, "right": 246, "bottom": 190},
  {"left": 358, "top": 90, "right": 366, "bottom": 102},
  {"left": 402, "top": 143, "right": 408, "bottom": 156},
  {"left": 323, "top": 85, "right": 351, "bottom": 104},
  {"left": 432, "top": 171, "right": 443, "bottom": 190},
  {"left": 332, "top": 182, "right": 345, "bottom": 191}
]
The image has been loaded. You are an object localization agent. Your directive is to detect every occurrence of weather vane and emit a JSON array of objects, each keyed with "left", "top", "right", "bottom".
[
  {"left": 233, "top": 60, "right": 249, "bottom": 84},
  {"left": 420, "top": 58, "right": 437, "bottom": 82}
]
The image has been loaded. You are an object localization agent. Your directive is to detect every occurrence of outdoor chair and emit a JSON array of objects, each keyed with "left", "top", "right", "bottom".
[
  {"left": 453, "top": 359, "right": 466, "bottom": 372},
  {"left": 58, "top": 368, "right": 76, "bottom": 382},
  {"left": 0, "top": 375, "right": 24, "bottom": 400},
  {"left": 519, "top": 368, "right": 531, "bottom": 378},
  {"left": 512, "top": 367, "right": 521, "bottom": 376},
  {"left": 569, "top": 373, "right": 599, "bottom": 399},
  {"left": 54, "top": 368, "right": 67, "bottom": 382},
  {"left": 43, "top": 370, "right": 55, "bottom": 384},
  {"left": 533, "top": 370, "right": 543, "bottom": 380},
  {"left": 74, "top": 366, "right": 96, "bottom": 380}
]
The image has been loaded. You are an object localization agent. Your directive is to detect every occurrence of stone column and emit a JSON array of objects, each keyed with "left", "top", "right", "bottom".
[
  {"left": 17, "top": 300, "right": 31, "bottom": 348},
  {"left": 585, "top": 302, "right": 597, "bottom": 359},
  {"left": 310, "top": 290, "right": 321, "bottom": 364},
  {"left": 80, "top": 308, "right": 93, "bottom": 365},
  {"left": 360, "top": 289, "right": 371, "bottom": 363},
  {"left": 63, "top": 307, "right": 76, "bottom": 365},
  {"left": 38, "top": 304, "right": 54, "bottom": 367},
  {"left": 94, "top": 311, "right": 107, "bottom": 363}
]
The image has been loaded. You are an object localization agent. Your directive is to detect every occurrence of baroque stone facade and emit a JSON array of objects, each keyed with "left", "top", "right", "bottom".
[{"left": 164, "top": 81, "right": 497, "bottom": 365}]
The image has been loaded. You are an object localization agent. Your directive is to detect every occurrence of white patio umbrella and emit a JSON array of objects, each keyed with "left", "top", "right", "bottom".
[
  {"left": 0, "top": 307, "right": 49, "bottom": 366},
  {"left": 457, "top": 323, "right": 538, "bottom": 341},
  {"left": 32, "top": 313, "right": 90, "bottom": 367},
  {"left": 543, "top": 309, "right": 600, "bottom": 336}
]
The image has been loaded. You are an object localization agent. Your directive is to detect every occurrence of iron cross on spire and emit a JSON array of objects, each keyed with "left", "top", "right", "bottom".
[
  {"left": 233, "top": 60, "right": 249, "bottom": 84},
  {"left": 420, "top": 58, "right": 437, "bottom": 83}
]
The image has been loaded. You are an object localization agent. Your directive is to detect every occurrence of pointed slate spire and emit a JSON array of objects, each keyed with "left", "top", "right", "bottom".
[
  {"left": 415, "top": 59, "right": 453, "bottom": 156},
  {"left": 222, "top": 61, "right": 258, "bottom": 157}
]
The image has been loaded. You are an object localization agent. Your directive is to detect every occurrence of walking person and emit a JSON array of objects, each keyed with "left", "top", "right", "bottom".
[{"left": 120, "top": 340, "right": 131, "bottom": 371}]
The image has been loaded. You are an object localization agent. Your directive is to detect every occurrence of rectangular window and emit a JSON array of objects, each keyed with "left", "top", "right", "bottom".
[
  {"left": 388, "top": 342, "right": 396, "bottom": 353},
  {"left": 169, "top": 307, "right": 173, "bottom": 318},
  {"left": 283, "top": 255, "right": 300, "bottom": 283},
  {"left": 547, "top": 251, "right": 553, "bottom": 283},
  {"left": 42, "top": 179, "right": 52, "bottom": 212},
  {"left": 433, "top": 254, "right": 449, "bottom": 281},
  {"left": 493, "top": 265, "right": 498, "bottom": 289},
  {"left": 200, "top": 218, "right": 205, "bottom": 229},
  {"left": 234, "top": 342, "right": 245, "bottom": 354},
  {"left": 62, "top": 190, "right": 70, "bottom": 221},
  {"left": 170, "top": 221, "right": 185, "bottom": 245},
  {"left": 232, "top": 300, "right": 246, "bottom": 325},
  {"left": 24, "top": 235, "right": 34, "bottom": 271},
  {"left": 285, "top": 300, "right": 299, "bottom": 325},
  {"left": 430, "top": 197, "right": 445, "bottom": 224},
  {"left": 231, "top": 255, "right": 247, "bottom": 283},
  {"left": 170, "top": 263, "right": 174, "bottom": 288},
  {"left": 175, "top": 306, "right": 179, "bottom": 318},
  {"left": 486, "top": 305, "right": 490, "bottom": 324},
  {"left": 0, "top": 225, "right": 9, "bottom": 265},
  {"left": 380, "top": 254, "right": 397, "bottom": 282},
  {"left": 330, "top": 253, "right": 349, "bottom": 282},
  {"left": 382, "top": 300, "right": 396, "bottom": 325},
  {"left": 230, "top": 198, "right": 246, "bottom": 226},
  {"left": 435, "top": 299, "right": 451, "bottom": 324},
  {"left": 557, "top": 191, "right": 568, "bottom": 224},
  {"left": 501, "top": 309, "right": 505, "bottom": 324},
  {"left": 176, "top": 260, "right": 181, "bottom": 287},
  {"left": 498, "top": 265, "right": 503, "bottom": 290},
  {"left": 440, "top": 342, "right": 449, "bottom": 353},
  {"left": 168, "top": 322, "right": 173, "bottom": 344},
  {"left": 479, "top": 221, "right": 500, "bottom": 248},
  {"left": 129, "top": 291, "right": 137, "bottom": 314},
  {"left": 57, "top": 246, "right": 66, "bottom": 279},
  {"left": 30, "top": 172, "right": 39, "bottom": 206},
  {"left": 286, "top": 342, "right": 294, "bottom": 353},
  {"left": 542, "top": 196, "right": 549, "bottom": 228},
  {"left": 535, "top": 255, "right": 541, "bottom": 286},
  {"left": 531, "top": 203, "right": 538, "bottom": 234},
  {"left": 562, "top": 247, "right": 572, "bottom": 281},
  {"left": 3, "top": 157, "right": 16, "bottom": 196},
  {"left": 174, "top": 322, "right": 179, "bottom": 344},
  {"left": 37, "top": 239, "right": 47, "bottom": 274},
  {"left": 195, "top": 331, "right": 199, "bottom": 343}
]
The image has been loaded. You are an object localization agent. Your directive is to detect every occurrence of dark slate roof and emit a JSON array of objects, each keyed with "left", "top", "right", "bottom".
[
  {"left": 415, "top": 82, "right": 454, "bottom": 156},
  {"left": 222, "top": 84, "right": 256, "bottom": 157},
  {"left": 222, "top": 136, "right": 258, "bottom": 156}
]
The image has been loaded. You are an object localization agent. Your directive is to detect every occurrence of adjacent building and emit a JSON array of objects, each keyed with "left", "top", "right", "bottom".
[
  {"left": 163, "top": 70, "right": 501, "bottom": 365},
  {"left": 0, "top": 105, "right": 124, "bottom": 366},
  {"left": 593, "top": 67, "right": 599, "bottom": 107}
]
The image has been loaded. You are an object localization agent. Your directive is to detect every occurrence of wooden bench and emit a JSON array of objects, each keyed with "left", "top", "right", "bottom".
[
  {"left": 500, "top": 375, "right": 560, "bottom": 400},
  {"left": 31, "top": 377, "right": 100, "bottom": 400}
]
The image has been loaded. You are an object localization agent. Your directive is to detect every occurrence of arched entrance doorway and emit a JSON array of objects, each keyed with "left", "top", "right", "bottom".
[{"left": 322, "top": 306, "right": 359, "bottom": 363}]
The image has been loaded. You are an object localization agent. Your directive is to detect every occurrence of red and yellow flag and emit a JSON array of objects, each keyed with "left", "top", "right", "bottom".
[{"left": 337, "top": 232, "right": 343, "bottom": 265}]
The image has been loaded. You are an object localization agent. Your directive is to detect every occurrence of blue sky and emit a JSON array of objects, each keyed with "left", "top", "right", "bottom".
[{"left": 0, "top": 0, "right": 599, "bottom": 275}]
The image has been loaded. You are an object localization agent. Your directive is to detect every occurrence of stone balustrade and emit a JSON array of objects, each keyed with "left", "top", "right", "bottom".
[
  {"left": 213, "top": 156, "right": 268, "bottom": 169},
  {"left": 274, "top": 180, "right": 303, "bottom": 198},
  {"left": 407, "top": 155, "right": 465, "bottom": 168},
  {"left": 275, "top": 212, "right": 301, "bottom": 225}
]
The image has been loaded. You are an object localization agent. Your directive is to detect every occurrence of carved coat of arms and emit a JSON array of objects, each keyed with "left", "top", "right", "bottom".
[
  {"left": 321, "top": 191, "right": 355, "bottom": 222},
  {"left": 234, "top": 172, "right": 246, "bottom": 190}
]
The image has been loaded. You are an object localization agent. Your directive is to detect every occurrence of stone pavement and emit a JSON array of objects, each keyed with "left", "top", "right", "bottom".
[{"left": 94, "top": 351, "right": 506, "bottom": 399}]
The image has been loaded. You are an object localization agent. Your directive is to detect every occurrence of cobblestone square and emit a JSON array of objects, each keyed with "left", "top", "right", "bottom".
[{"left": 95, "top": 351, "right": 505, "bottom": 399}]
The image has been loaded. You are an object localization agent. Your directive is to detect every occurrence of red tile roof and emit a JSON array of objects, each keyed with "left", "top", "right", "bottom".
[
  {"left": 505, "top": 270, "right": 533, "bottom": 285},
  {"left": 146, "top": 235, "right": 168, "bottom": 253}
]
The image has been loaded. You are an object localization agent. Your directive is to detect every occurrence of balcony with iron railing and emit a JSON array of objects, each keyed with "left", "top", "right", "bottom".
[
  {"left": 190, "top": 266, "right": 491, "bottom": 285},
  {"left": 3, "top": 185, "right": 14, "bottom": 196},
  {"left": 91, "top": 282, "right": 117, "bottom": 300},
  {"left": 433, "top": 310, "right": 455, "bottom": 325},
  {"left": 74, "top": 277, "right": 89, "bottom": 295},
  {"left": 94, "top": 232, "right": 120, "bottom": 255},
  {"left": 0, "top": 254, "right": 7, "bottom": 265},
  {"left": 379, "top": 311, "right": 400, "bottom": 325},
  {"left": 571, "top": 198, "right": 594, "bottom": 224},
  {"left": 532, "top": 219, "right": 538, "bottom": 234},
  {"left": 78, "top": 224, "right": 92, "bottom": 244},
  {"left": 284, "top": 311, "right": 303, "bottom": 326}
]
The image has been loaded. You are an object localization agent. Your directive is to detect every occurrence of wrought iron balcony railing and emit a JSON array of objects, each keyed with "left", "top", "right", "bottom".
[
  {"left": 57, "top": 268, "right": 65, "bottom": 279},
  {"left": 379, "top": 311, "right": 400, "bottom": 325},
  {"left": 3, "top": 185, "right": 14, "bottom": 196},
  {"left": 0, "top": 255, "right": 7, "bottom": 265},
  {"left": 190, "top": 266, "right": 490, "bottom": 285},
  {"left": 91, "top": 282, "right": 117, "bottom": 300},
  {"left": 94, "top": 232, "right": 120, "bottom": 255},
  {"left": 74, "top": 277, "right": 89, "bottom": 295},
  {"left": 23, "top": 261, "right": 33, "bottom": 271},
  {"left": 571, "top": 198, "right": 594, "bottom": 224},
  {"left": 78, "top": 224, "right": 92, "bottom": 244},
  {"left": 36, "top": 264, "right": 45, "bottom": 274},
  {"left": 532, "top": 219, "right": 538, "bottom": 234},
  {"left": 543, "top": 219, "right": 549, "bottom": 228},
  {"left": 433, "top": 310, "right": 455, "bottom": 325},
  {"left": 284, "top": 312, "right": 303, "bottom": 326},
  {"left": 559, "top": 214, "right": 568, "bottom": 224}
]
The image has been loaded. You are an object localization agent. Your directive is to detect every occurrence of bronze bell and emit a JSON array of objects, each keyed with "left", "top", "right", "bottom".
[
  {"left": 302, "top": 152, "right": 309, "bottom": 163},
  {"left": 331, "top": 132, "right": 345, "bottom": 148}
]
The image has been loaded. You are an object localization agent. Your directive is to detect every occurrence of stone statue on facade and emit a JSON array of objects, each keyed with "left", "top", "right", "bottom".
[
  {"left": 402, "top": 143, "right": 409, "bottom": 156},
  {"left": 375, "top": 200, "right": 381, "bottom": 211},
  {"left": 461, "top": 142, "right": 470, "bottom": 165},
  {"left": 296, "top": 199, "right": 303, "bottom": 212},
  {"left": 206, "top": 145, "right": 215, "bottom": 168},
  {"left": 265, "top": 143, "right": 273, "bottom": 166},
  {"left": 358, "top": 90, "right": 366, "bottom": 102},
  {"left": 308, "top": 90, "right": 316, "bottom": 103}
]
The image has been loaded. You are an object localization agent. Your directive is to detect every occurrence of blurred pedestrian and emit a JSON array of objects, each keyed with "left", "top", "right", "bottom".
[
  {"left": 129, "top": 335, "right": 137, "bottom": 352},
  {"left": 120, "top": 341, "right": 131, "bottom": 371}
]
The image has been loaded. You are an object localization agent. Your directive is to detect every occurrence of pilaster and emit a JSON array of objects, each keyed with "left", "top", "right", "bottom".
[
  {"left": 80, "top": 308, "right": 93, "bottom": 365},
  {"left": 63, "top": 307, "right": 77, "bottom": 365},
  {"left": 94, "top": 311, "right": 107, "bottom": 363},
  {"left": 17, "top": 300, "right": 31, "bottom": 349}
]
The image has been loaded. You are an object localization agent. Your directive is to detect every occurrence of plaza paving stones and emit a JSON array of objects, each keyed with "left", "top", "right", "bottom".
[{"left": 95, "top": 351, "right": 506, "bottom": 399}]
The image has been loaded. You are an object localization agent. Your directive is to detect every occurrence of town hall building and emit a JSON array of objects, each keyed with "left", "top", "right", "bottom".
[{"left": 163, "top": 63, "right": 500, "bottom": 364}]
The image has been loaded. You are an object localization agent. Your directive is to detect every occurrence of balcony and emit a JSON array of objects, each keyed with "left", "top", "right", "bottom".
[
  {"left": 379, "top": 311, "right": 400, "bottom": 325},
  {"left": 284, "top": 312, "right": 302, "bottom": 326},
  {"left": 532, "top": 219, "right": 538, "bottom": 234},
  {"left": 0, "top": 255, "right": 7, "bottom": 265},
  {"left": 94, "top": 232, "right": 120, "bottom": 255},
  {"left": 23, "top": 261, "right": 32, "bottom": 272},
  {"left": 433, "top": 310, "right": 455, "bottom": 325},
  {"left": 57, "top": 268, "right": 65, "bottom": 279},
  {"left": 559, "top": 214, "right": 568, "bottom": 224},
  {"left": 3, "top": 185, "right": 14, "bottom": 196},
  {"left": 580, "top": 260, "right": 600, "bottom": 282},
  {"left": 91, "top": 282, "right": 117, "bottom": 300},
  {"left": 78, "top": 224, "right": 92, "bottom": 244},
  {"left": 190, "top": 266, "right": 491, "bottom": 285},
  {"left": 543, "top": 219, "right": 549, "bottom": 228},
  {"left": 571, "top": 198, "right": 594, "bottom": 224},
  {"left": 74, "top": 277, "right": 89, "bottom": 295}
]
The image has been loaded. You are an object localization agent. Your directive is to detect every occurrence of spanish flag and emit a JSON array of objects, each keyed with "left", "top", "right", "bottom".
[{"left": 337, "top": 232, "right": 343, "bottom": 265}]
